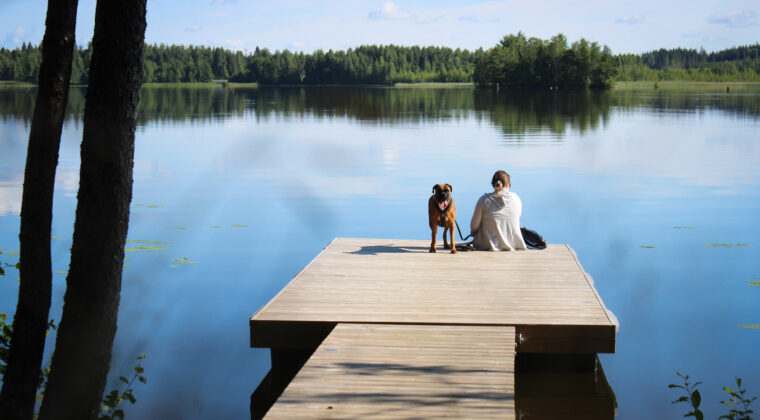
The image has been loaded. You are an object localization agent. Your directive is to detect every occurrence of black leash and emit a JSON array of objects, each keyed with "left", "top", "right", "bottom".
[{"left": 455, "top": 220, "right": 471, "bottom": 242}]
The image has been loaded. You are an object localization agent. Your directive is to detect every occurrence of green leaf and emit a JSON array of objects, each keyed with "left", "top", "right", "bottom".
[
  {"left": 673, "top": 396, "right": 689, "bottom": 404},
  {"left": 0, "top": 266, "right": 5, "bottom": 276},
  {"left": 691, "top": 390, "right": 701, "bottom": 408},
  {"left": 134, "top": 365, "right": 144, "bottom": 374},
  {"left": 113, "top": 409, "right": 125, "bottom": 420},
  {"left": 694, "top": 410, "right": 703, "bottom": 420},
  {"left": 669, "top": 384, "right": 685, "bottom": 389},
  {"left": 125, "top": 393, "right": 136, "bottom": 404},
  {"left": 119, "top": 376, "right": 129, "bottom": 384}
]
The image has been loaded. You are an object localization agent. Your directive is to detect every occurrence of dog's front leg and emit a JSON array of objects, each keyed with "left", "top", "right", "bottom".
[
  {"left": 443, "top": 226, "right": 450, "bottom": 249},
  {"left": 430, "top": 225, "right": 437, "bottom": 253},
  {"left": 449, "top": 226, "right": 456, "bottom": 254}
]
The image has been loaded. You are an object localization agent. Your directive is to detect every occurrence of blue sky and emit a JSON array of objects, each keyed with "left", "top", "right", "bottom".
[{"left": 1, "top": 0, "right": 758, "bottom": 54}]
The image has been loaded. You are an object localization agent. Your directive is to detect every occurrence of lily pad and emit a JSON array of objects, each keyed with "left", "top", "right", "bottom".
[
  {"left": 739, "top": 324, "right": 760, "bottom": 329},
  {"left": 640, "top": 245, "right": 655, "bottom": 249},
  {"left": 705, "top": 243, "right": 750, "bottom": 248},
  {"left": 673, "top": 226, "right": 696, "bottom": 229},
  {"left": 125, "top": 245, "right": 168, "bottom": 252},
  {"left": 209, "top": 225, "right": 221, "bottom": 229},
  {"left": 167, "top": 226, "right": 187, "bottom": 231},
  {"left": 749, "top": 280, "right": 760, "bottom": 287},
  {"left": 146, "top": 204, "right": 164, "bottom": 208},
  {"left": 171, "top": 258, "right": 196, "bottom": 264},
  {"left": 232, "top": 224, "right": 248, "bottom": 228},
  {"left": 7, "top": 251, "right": 19, "bottom": 257}
]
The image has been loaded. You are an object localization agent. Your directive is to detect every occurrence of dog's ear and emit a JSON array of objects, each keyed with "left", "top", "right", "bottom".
[
  {"left": 432, "top": 184, "right": 439, "bottom": 193},
  {"left": 445, "top": 183, "right": 452, "bottom": 192}
]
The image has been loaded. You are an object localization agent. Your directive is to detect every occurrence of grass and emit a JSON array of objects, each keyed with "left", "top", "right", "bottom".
[
  {"left": 0, "top": 81, "right": 35, "bottom": 88},
  {"left": 393, "top": 82, "right": 474, "bottom": 88},
  {"left": 615, "top": 80, "right": 760, "bottom": 92}
]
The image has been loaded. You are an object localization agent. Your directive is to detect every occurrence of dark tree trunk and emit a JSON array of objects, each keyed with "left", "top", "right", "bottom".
[
  {"left": 37, "top": 1, "right": 146, "bottom": 419},
  {"left": 0, "top": 1, "right": 78, "bottom": 419}
]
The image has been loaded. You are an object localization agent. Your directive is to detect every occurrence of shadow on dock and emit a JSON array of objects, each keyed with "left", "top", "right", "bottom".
[
  {"left": 251, "top": 353, "right": 616, "bottom": 419},
  {"left": 347, "top": 245, "right": 427, "bottom": 254}
]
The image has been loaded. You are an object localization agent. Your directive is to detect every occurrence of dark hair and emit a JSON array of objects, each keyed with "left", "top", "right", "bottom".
[{"left": 491, "top": 170, "right": 510, "bottom": 188}]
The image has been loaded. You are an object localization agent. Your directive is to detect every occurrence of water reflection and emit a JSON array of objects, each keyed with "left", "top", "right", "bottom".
[
  {"left": 516, "top": 355, "right": 616, "bottom": 420},
  {"left": 1, "top": 85, "right": 758, "bottom": 134},
  {"left": 0, "top": 85, "right": 758, "bottom": 419}
]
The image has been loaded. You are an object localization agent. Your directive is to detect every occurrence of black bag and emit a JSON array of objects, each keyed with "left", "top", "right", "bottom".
[{"left": 521, "top": 227, "right": 546, "bottom": 249}]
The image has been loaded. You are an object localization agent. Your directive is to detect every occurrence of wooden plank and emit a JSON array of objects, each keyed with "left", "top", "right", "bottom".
[
  {"left": 250, "top": 238, "right": 616, "bottom": 353},
  {"left": 264, "top": 324, "right": 516, "bottom": 419}
]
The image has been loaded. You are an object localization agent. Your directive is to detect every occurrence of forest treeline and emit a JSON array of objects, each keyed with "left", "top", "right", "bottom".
[
  {"left": 472, "top": 33, "right": 618, "bottom": 88},
  {"left": 1, "top": 35, "right": 759, "bottom": 86}
]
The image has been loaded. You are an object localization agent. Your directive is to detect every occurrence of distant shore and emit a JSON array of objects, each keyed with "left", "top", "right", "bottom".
[
  {"left": 615, "top": 80, "right": 760, "bottom": 92},
  {"left": 4, "top": 80, "right": 760, "bottom": 92}
]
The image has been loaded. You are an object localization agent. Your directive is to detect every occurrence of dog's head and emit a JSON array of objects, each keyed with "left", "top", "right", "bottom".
[{"left": 432, "top": 184, "right": 453, "bottom": 210}]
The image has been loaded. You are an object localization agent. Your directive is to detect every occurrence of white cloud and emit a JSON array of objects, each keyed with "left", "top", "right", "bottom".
[
  {"left": 414, "top": 14, "right": 444, "bottom": 25},
  {"left": 185, "top": 26, "right": 202, "bottom": 33},
  {"left": 615, "top": 15, "right": 644, "bottom": 25},
  {"left": 224, "top": 39, "right": 245, "bottom": 51},
  {"left": 369, "top": 2, "right": 411, "bottom": 20},
  {"left": 458, "top": 14, "right": 499, "bottom": 24},
  {"left": 0, "top": 181, "right": 22, "bottom": 216},
  {"left": 708, "top": 10, "right": 758, "bottom": 28}
]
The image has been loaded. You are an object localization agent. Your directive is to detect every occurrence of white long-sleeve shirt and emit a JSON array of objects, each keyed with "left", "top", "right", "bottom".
[{"left": 470, "top": 190, "right": 527, "bottom": 251}]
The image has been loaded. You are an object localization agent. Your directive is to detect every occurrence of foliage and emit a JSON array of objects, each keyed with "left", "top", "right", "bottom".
[
  {"left": 4, "top": 40, "right": 760, "bottom": 85},
  {"left": 617, "top": 44, "right": 760, "bottom": 82},
  {"left": 0, "top": 313, "right": 10, "bottom": 377},
  {"left": 670, "top": 372, "right": 704, "bottom": 420},
  {"left": 2, "top": 313, "right": 145, "bottom": 418},
  {"left": 99, "top": 354, "right": 147, "bottom": 420},
  {"left": 720, "top": 377, "right": 758, "bottom": 420},
  {"left": 0, "top": 313, "right": 55, "bottom": 397},
  {"left": 472, "top": 32, "right": 618, "bottom": 89},
  {"left": 234, "top": 44, "right": 479, "bottom": 85},
  {"left": 670, "top": 373, "right": 757, "bottom": 420}
]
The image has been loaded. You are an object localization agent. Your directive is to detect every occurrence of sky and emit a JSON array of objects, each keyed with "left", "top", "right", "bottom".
[{"left": 0, "top": 0, "right": 758, "bottom": 54}]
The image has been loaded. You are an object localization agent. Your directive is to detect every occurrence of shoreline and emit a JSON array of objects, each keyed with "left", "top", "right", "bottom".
[{"left": 4, "top": 80, "right": 760, "bottom": 92}]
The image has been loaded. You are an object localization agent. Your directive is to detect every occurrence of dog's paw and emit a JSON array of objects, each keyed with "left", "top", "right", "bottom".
[
  {"left": 443, "top": 244, "right": 451, "bottom": 249},
  {"left": 429, "top": 248, "right": 436, "bottom": 253},
  {"left": 450, "top": 248, "right": 457, "bottom": 254}
]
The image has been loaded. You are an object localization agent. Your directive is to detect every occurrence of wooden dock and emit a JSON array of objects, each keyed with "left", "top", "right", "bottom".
[{"left": 250, "top": 238, "right": 617, "bottom": 419}]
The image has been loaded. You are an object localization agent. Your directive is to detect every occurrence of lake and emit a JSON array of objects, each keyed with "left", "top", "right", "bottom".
[{"left": 1, "top": 85, "right": 759, "bottom": 419}]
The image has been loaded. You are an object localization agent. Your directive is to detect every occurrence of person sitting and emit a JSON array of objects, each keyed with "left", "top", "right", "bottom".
[{"left": 469, "top": 170, "right": 527, "bottom": 251}]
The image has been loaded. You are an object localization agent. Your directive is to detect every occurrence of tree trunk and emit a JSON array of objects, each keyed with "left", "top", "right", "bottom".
[
  {"left": 37, "top": 1, "right": 146, "bottom": 419},
  {"left": 0, "top": 1, "right": 78, "bottom": 419}
]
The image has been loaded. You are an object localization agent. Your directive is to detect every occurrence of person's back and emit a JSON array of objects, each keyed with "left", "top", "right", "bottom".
[{"left": 470, "top": 171, "right": 527, "bottom": 251}]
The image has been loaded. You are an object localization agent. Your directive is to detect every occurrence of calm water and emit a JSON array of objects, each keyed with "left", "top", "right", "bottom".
[{"left": 1, "top": 86, "right": 759, "bottom": 419}]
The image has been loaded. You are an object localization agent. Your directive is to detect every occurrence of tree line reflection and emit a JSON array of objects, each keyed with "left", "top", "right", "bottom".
[{"left": 1, "top": 86, "right": 758, "bottom": 137}]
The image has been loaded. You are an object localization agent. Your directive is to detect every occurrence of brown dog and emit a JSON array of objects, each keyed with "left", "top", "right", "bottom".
[{"left": 429, "top": 184, "right": 456, "bottom": 254}]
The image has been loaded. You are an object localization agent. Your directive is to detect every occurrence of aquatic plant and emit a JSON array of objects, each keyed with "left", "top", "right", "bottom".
[
  {"left": 670, "top": 373, "right": 757, "bottom": 420},
  {"left": 99, "top": 354, "right": 147, "bottom": 420},
  {"left": 2, "top": 312, "right": 147, "bottom": 419},
  {"left": 720, "top": 377, "right": 757, "bottom": 420},
  {"left": 670, "top": 372, "right": 703, "bottom": 419}
]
